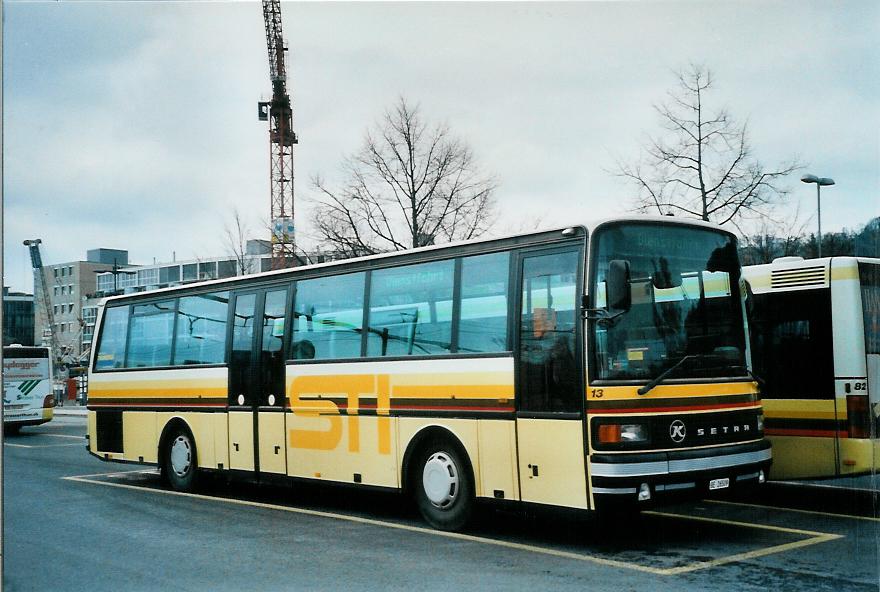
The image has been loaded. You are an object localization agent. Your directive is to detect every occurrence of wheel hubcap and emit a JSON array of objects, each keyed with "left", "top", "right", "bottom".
[
  {"left": 170, "top": 435, "right": 192, "bottom": 477},
  {"left": 422, "top": 452, "right": 459, "bottom": 509}
]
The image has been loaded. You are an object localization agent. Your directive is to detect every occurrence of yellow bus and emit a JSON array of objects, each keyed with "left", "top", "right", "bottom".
[
  {"left": 744, "top": 256, "right": 880, "bottom": 479},
  {"left": 87, "top": 217, "right": 770, "bottom": 530}
]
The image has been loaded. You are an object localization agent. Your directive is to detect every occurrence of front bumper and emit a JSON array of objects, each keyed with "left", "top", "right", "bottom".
[{"left": 590, "top": 439, "right": 771, "bottom": 506}]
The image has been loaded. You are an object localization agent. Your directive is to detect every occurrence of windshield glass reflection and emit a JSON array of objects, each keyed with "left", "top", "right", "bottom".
[{"left": 591, "top": 223, "right": 748, "bottom": 382}]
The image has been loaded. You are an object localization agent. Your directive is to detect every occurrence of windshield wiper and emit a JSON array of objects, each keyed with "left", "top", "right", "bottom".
[{"left": 637, "top": 354, "right": 696, "bottom": 396}]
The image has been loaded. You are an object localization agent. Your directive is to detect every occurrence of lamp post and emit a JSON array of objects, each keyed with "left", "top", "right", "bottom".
[{"left": 800, "top": 174, "right": 835, "bottom": 257}]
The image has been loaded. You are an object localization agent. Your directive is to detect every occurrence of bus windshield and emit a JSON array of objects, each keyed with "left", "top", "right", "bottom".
[
  {"left": 860, "top": 261, "right": 880, "bottom": 355},
  {"left": 591, "top": 223, "right": 748, "bottom": 382}
]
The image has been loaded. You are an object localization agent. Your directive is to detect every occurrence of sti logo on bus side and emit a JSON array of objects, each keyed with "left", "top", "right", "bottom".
[{"left": 288, "top": 374, "right": 392, "bottom": 455}]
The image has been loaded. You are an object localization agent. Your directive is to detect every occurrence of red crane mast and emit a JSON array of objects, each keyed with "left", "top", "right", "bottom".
[{"left": 258, "top": 0, "right": 298, "bottom": 269}]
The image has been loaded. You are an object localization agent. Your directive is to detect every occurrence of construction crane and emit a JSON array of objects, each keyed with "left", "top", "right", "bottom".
[
  {"left": 258, "top": 0, "right": 298, "bottom": 270},
  {"left": 23, "top": 239, "right": 62, "bottom": 372}
]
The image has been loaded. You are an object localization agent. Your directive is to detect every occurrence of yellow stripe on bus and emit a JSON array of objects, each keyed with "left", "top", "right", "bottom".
[
  {"left": 392, "top": 384, "right": 513, "bottom": 400},
  {"left": 585, "top": 381, "right": 757, "bottom": 401},
  {"left": 762, "top": 399, "right": 838, "bottom": 420},
  {"left": 89, "top": 379, "right": 227, "bottom": 399}
]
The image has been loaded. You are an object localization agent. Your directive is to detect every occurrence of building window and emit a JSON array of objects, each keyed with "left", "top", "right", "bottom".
[
  {"left": 53, "top": 268, "right": 59, "bottom": 279},
  {"left": 54, "top": 287, "right": 59, "bottom": 296},
  {"left": 61, "top": 267, "right": 67, "bottom": 277},
  {"left": 182, "top": 264, "right": 197, "bottom": 282},
  {"left": 218, "top": 260, "right": 237, "bottom": 279},
  {"left": 198, "top": 262, "right": 217, "bottom": 281},
  {"left": 137, "top": 267, "right": 159, "bottom": 287},
  {"left": 159, "top": 265, "right": 181, "bottom": 284}
]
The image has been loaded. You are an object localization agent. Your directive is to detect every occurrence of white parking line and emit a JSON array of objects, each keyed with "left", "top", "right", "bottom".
[
  {"left": 5, "top": 442, "right": 83, "bottom": 449},
  {"left": 64, "top": 470, "right": 843, "bottom": 576}
]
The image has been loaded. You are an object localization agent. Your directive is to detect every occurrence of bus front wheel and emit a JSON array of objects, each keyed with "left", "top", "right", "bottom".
[
  {"left": 162, "top": 425, "right": 198, "bottom": 492},
  {"left": 411, "top": 439, "right": 474, "bottom": 531}
]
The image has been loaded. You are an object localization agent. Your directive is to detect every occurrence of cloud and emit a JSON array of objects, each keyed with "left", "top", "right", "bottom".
[{"left": 4, "top": 1, "right": 878, "bottom": 293}]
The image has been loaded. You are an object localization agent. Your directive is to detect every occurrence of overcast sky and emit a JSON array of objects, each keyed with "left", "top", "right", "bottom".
[{"left": 3, "top": 1, "right": 878, "bottom": 294}]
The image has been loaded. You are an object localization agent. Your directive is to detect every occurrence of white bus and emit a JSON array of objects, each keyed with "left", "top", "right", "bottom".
[
  {"left": 3, "top": 345, "right": 56, "bottom": 434},
  {"left": 744, "top": 256, "right": 880, "bottom": 479}
]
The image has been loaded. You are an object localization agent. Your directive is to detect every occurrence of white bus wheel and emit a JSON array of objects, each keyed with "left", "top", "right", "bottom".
[
  {"left": 162, "top": 425, "right": 199, "bottom": 492},
  {"left": 412, "top": 439, "right": 473, "bottom": 531}
]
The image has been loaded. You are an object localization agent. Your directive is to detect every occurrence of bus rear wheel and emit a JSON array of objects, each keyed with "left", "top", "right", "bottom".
[
  {"left": 162, "top": 425, "right": 198, "bottom": 492},
  {"left": 411, "top": 439, "right": 473, "bottom": 531}
]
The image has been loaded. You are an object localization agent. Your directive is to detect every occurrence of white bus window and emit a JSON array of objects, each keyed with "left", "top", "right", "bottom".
[
  {"left": 459, "top": 252, "right": 510, "bottom": 353},
  {"left": 367, "top": 260, "right": 454, "bottom": 357},
  {"left": 126, "top": 301, "right": 176, "bottom": 368},
  {"left": 173, "top": 292, "right": 229, "bottom": 365},
  {"left": 750, "top": 289, "right": 834, "bottom": 399},
  {"left": 95, "top": 306, "right": 130, "bottom": 370},
  {"left": 860, "top": 263, "right": 880, "bottom": 354},
  {"left": 292, "top": 272, "right": 365, "bottom": 360}
]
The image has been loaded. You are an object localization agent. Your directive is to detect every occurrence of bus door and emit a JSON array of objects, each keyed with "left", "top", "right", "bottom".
[
  {"left": 256, "top": 288, "right": 290, "bottom": 475},
  {"left": 228, "top": 288, "right": 290, "bottom": 474},
  {"left": 514, "top": 248, "right": 589, "bottom": 509}
]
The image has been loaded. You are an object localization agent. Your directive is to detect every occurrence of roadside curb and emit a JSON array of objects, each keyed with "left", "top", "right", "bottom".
[{"left": 54, "top": 407, "right": 88, "bottom": 417}]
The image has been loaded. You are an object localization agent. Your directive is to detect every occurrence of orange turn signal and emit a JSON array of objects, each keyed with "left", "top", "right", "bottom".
[{"left": 598, "top": 424, "right": 622, "bottom": 444}]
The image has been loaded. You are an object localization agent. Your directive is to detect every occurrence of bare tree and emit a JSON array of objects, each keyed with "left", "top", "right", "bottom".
[
  {"left": 615, "top": 64, "right": 801, "bottom": 229},
  {"left": 223, "top": 208, "right": 255, "bottom": 275},
  {"left": 310, "top": 97, "right": 498, "bottom": 256}
]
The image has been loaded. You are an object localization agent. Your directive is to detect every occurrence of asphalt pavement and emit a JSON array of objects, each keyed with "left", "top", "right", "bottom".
[{"left": 4, "top": 414, "right": 880, "bottom": 591}]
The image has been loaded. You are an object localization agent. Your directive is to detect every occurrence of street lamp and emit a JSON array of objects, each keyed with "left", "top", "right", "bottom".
[{"left": 800, "top": 174, "right": 835, "bottom": 257}]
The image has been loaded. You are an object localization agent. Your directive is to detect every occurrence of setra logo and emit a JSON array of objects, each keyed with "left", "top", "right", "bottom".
[{"left": 669, "top": 419, "right": 687, "bottom": 443}]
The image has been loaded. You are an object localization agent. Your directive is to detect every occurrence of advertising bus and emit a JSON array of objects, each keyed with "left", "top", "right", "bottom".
[
  {"left": 3, "top": 345, "right": 56, "bottom": 433},
  {"left": 87, "top": 217, "right": 770, "bottom": 530},
  {"left": 744, "top": 256, "right": 880, "bottom": 479}
]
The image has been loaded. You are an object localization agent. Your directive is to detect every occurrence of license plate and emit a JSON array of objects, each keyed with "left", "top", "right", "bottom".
[{"left": 709, "top": 478, "right": 730, "bottom": 490}]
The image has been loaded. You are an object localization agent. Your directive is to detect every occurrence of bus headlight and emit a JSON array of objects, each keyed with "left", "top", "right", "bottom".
[{"left": 597, "top": 423, "right": 649, "bottom": 444}]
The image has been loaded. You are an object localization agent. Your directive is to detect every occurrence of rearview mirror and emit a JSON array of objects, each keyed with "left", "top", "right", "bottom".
[{"left": 606, "top": 259, "right": 631, "bottom": 312}]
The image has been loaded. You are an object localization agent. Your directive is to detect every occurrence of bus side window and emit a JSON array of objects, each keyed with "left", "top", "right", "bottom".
[
  {"left": 126, "top": 301, "right": 175, "bottom": 368},
  {"left": 173, "top": 291, "right": 229, "bottom": 365},
  {"left": 519, "top": 250, "right": 580, "bottom": 414},
  {"left": 459, "top": 251, "right": 511, "bottom": 353},
  {"left": 367, "top": 260, "right": 454, "bottom": 357},
  {"left": 95, "top": 306, "right": 130, "bottom": 370},
  {"left": 292, "top": 272, "right": 365, "bottom": 361}
]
